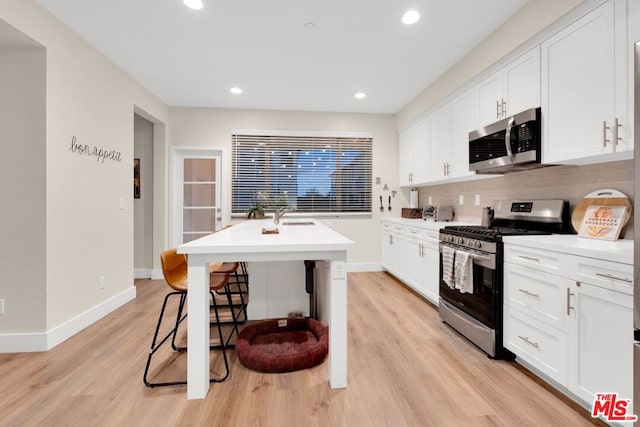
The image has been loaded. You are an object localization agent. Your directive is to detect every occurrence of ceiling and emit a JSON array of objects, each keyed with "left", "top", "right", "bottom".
[{"left": 36, "top": 0, "right": 529, "bottom": 114}]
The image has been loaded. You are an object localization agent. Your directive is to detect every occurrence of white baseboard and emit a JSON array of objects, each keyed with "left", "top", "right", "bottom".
[
  {"left": 134, "top": 268, "right": 152, "bottom": 279},
  {"left": 347, "top": 262, "right": 383, "bottom": 272},
  {"left": 150, "top": 269, "right": 164, "bottom": 280},
  {"left": 0, "top": 286, "right": 136, "bottom": 353}
]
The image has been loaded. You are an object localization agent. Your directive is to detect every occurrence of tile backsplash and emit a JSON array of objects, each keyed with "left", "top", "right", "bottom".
[{"left": 416, "top": 159, "right": 634, "bottom": 239}]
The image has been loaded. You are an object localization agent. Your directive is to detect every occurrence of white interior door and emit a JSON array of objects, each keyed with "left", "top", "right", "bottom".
[{"left": 171, "top": 148, "right": 222, "bottom": 247}]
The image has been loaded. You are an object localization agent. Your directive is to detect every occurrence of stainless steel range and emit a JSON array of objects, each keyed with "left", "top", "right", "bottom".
[{"left": 438, "top": 199, "right": 571, "bottom": 359}]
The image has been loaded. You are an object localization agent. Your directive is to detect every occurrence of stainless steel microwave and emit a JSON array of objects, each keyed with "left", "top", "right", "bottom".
[{"left": 469, "top": 107, "right": 541, "bottom": 174}]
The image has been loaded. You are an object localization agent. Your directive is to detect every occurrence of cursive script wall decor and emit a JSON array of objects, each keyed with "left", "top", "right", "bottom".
[{"left": 68, "top": 136, "right": 122, "bottom": 163}]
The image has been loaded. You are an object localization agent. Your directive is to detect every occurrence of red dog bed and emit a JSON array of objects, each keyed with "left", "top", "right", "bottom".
[{"left": 236, "top": 318, "right": 328, "bottom": 373}]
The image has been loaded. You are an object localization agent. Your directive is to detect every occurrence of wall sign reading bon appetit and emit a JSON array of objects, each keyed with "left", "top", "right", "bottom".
[{"left": 68, "top": 136, "right": 122, "bottom": 163}]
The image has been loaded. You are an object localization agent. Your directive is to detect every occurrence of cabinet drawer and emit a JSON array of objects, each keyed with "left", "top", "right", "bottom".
[
  {"left": 504, "top": 308, "right": 568, "bottom": 386},
  {"left": 504, "top": 263, "right": 571, "bottom": 330},
  {"left": 570, "top": 255, "right": 633, "bottom": 295},
  {"left": 403, "top": 226, "right": 425, "bottom": 240},
  {"left": 504, "top": 244, "right": 568, "bottom": 276}
]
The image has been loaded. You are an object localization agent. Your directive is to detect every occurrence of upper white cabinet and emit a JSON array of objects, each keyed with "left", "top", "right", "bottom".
[
  {"left": 542, "top": 0, "right": 632, "bottom": 164},
  {"left": 477, "top": 47, "right": 541, "bottom": 127},
  {"left": 398, "top": 116, "right": 430, "bottom": 187},
  {"left": 429, "top": 90, "right": 478, "bottom": 182}
]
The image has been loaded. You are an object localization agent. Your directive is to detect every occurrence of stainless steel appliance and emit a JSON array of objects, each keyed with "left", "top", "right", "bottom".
[
  {"left": 469, "top": 107, "right": 542, "bottom": 174},
  {"left": 633, "top": 40, "right": 640, "bottom": 425},
  {"left": 423, "top": 205, "right": 454, "bottom": 222},
  {"left": 438, "top": 199, "right": 570, "bottom": 359}
]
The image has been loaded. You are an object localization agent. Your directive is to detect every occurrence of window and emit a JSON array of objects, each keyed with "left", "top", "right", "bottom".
[{"left": 231, "top": 131, "right": 372, "bottom": 215}]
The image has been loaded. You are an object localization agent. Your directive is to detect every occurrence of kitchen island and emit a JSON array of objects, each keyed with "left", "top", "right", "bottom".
[{"left": 177, "top": 218, "right": 354, "bottom": 400}]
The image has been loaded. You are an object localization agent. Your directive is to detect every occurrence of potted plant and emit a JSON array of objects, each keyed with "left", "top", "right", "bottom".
[{"left": 246, "top": 203, "right": 265, "bottom": 219}]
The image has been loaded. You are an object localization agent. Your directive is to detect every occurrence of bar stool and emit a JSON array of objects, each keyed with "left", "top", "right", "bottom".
[
  {"left": 211, "top": 261, "right": 249, "bottom": 324},
  {"left": 143, "top": 248, "right": 238, "bottom": 387}
]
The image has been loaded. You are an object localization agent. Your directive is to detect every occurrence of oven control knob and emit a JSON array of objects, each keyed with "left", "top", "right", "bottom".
[
  {"left": 457, "top": 237, "right": 464, "bottom": 245},
  {"left": 474, "top": 240, "right": 482, "bottom": 249}
]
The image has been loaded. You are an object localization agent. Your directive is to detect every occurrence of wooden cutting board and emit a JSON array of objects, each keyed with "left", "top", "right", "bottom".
[{"left": 571, "top": 189, "right": 632, "bottom": 233}]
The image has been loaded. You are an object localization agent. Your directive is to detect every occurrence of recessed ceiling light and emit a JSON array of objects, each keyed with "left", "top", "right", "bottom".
[
  {"left": 230, "top": 87, "right": 243, "bottom": 94},
  {"left": 402, "top": 10, "right": 420, "bottom": 25},
  {"left": 183, "top": 0, "right": 203, "bottom": 10},
  {"left": 354, "top": 92, "right": 366, "bottom": 100}
]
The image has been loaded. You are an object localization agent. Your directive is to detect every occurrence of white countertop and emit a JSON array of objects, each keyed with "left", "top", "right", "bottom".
[
  {"left": 178, "top": 218, "right": 354, "bottom": 256},
  {"left": 381, "top": 217, "right": 475, "bottom": 231},
  {"left": 503, "top": 234, "right": 633, "bottom": 265}
]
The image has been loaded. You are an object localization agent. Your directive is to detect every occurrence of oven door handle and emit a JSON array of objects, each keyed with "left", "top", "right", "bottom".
[{"left": 468, "top": 253, "right": 492, "bottom": 262}]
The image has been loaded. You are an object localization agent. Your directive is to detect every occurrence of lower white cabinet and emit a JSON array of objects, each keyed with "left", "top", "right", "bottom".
[
  {"left": 380, "top": 221, "right": 440, "bottom": 305},
  {"left": 568, "top": 281, "right": 633, "bottom": 405},
  {"left": 504, "top": 242, "right": 633, "bottom": 410}
]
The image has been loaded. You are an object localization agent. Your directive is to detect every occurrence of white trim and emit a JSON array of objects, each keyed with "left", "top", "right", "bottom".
[
  {"left": 0, "top": 286, "right": 136, "bottom": 353},
  {"left": 151, "top": 269, "right": 164, "bottom": 280},
  {"left": 230, "top": 129, "right": 374, "bottom": 139},
  {"left": 134, "top": 268, "right": 152, "bottom": 279},
  {"left": 169, "top": 146, "right": 225, "bottom": 248}
]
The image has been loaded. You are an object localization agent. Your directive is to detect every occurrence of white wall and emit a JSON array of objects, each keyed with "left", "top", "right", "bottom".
[
  {"left": 134, "top": 114, "right": 154, "bottom": 275},
  {"left": 168, "top": 107, "right": 398, "bottom": 268},
  {"left": 0, "top": 40, "right": 46, "bottom": 333},
  {"left": 0, "top": 1, "right": 169, "bottom": 347}
]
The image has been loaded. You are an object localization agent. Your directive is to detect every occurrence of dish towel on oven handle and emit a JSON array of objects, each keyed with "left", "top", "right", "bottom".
[
  {"left": 441, "top": 245, "right": 455, "bottom": 289},
  {"left": 454, "top": 250, "right": 473, "bottom": 294}
]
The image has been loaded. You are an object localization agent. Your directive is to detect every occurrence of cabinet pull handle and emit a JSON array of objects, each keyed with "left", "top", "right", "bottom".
[
  {"left": 446, "top": 162, "right": 451, "bottom": 176},
  {"left": 517, "top": 255, "right": 540, "bottom": 262},
  {"left": 603, "top": 121, "right": 610, "bottom": 147},
  {"left": 595, "top": 272, "right": 632, "bottom": 283},
  {"left": 614, "top": 117, "right": 623, "bottom": 146},
  {"left": 566, "top": 287, "right": 574, "bottom": 315},
  {"left": 518, "top": 335, "right": 539, "bottom": 348},
  {"left": 496, "top": 100, "right": 501, "bottom": 119},
  {"left": 518, "top": 288, "right": 539, "bottom": 298},
  {"left": 443, "top": 162, "right": 446, "bottom": 176},
  {"left": 501, "top": 98, "right": 507, "bottom": 117},
  {"left": 389, "top": 235, "right": 393, "bottom": 245}
]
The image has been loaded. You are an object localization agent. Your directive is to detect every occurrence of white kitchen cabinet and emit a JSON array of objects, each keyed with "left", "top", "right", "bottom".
[
  {"left": 398, "top": 227, "right": 425, "bottom": 290},
  {"left": 567, "top": 281, "right": 633, "bottom": 405},
  {"left": 420, "top": 230, "right": 441, "bottom": 305},
  {"left": 381, "top": 222, "right": 396, "bottom": 272},
  {"left": 504, "top": 261, "right": 571, "bottom": 384},
  {"left": 541, "top": 0, "right": 632, "bottom": 164},
  {"left": 477, "top": 47, "right": 540, "bottom": 127},
  {"left": 429, "top": 90, "right": 478, "bottom": 182},
  {"left": 398, "top": 116, "right": 430, "bottom": 187},
  {"left": 380, "top": 221, "right": 441, "bottom": 305},
  {"left": 504, "top": 240, "right": 634, "bottom": 409},
  {"left": 429, "top": 103, "right": 452, "bottom": 180}
]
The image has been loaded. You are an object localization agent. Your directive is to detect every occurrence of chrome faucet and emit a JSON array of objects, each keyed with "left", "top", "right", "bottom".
[{"left": 273, "top": 206, "right": 294, "bottom": 225}]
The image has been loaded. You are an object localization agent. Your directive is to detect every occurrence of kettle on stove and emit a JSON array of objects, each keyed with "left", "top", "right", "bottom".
[{"left": 481, "top": 207, "right": 494, "bottom": 227}]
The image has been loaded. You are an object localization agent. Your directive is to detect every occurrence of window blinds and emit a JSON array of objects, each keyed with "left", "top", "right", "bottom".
[{"left": 231, "top": 133, "right": 373, "bottom": 215}]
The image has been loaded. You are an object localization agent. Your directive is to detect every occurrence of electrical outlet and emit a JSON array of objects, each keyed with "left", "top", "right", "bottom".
[
  {"left": 99, "top": 275, "right": 106, "bottom": 289},
  {"left": 0, "top": 298, "right": 4, "bottom": 315},
  {"left": 428, "top": 196, "right": 433, "bottom": 205},
  {"left": 475, "top": 194, "right": 480, "bottom": 206},
  {"left": 459, "top": 195, "right": 464, "bottom": 205}
]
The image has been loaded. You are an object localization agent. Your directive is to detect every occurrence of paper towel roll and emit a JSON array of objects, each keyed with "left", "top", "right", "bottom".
[{"left": 410, "top": 189, "right": 418, "bottom": 208}]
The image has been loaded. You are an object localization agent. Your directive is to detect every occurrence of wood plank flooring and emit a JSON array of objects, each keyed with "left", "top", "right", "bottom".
[{"left": 0, "top": 272, "right": 602, "bottom": 426}]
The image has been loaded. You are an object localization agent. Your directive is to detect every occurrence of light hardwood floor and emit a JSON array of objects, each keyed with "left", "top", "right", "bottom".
[{"left": 0, "top": 272, "right": 602, "bottom": 426}]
